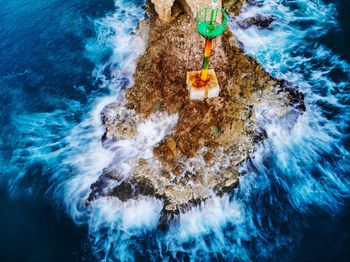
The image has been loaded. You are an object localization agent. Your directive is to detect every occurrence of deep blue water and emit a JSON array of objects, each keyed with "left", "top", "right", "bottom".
[{"left": 0, "top": 0, "right": 349, "bottom": 261}]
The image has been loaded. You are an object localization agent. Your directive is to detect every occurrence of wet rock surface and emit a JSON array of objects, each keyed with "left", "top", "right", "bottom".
[
  {"left": 88, "top": 0, "right": 305, "bottom": 214},
  {"left": 236, "top": 14, "right": 276, "bottom": 29}
]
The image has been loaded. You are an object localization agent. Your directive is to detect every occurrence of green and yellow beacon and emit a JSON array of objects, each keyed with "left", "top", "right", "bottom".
[{"left": 187, "top": 0, "right": 228, "bottom": 100}]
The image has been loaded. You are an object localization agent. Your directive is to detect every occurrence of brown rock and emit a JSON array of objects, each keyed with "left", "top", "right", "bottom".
[{"left": 87, "top": 0, "right": 305, "bottom": 215}]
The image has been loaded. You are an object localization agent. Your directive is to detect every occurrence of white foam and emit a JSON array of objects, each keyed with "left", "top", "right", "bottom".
[
  {"left": 57, "top": 97, "right": 115, "bottom": 221},
  {"left": 88, "top": 196, "right": 162, "bottom": 261},
  {"left": 62, "top": 0, "right": 150, "bottom": 222},
  {"left": 89, "top": 196, "right": 162, "bottom": 233},
  {"left": 86, "top": 0, "right": 148, "bottom": 95}
]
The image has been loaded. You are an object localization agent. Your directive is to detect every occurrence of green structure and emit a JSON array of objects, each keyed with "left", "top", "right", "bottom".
[{"left": 197, "top": 1, "right": 228, "bottom": 81}]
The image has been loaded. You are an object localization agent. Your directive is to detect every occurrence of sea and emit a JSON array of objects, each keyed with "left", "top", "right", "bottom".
[{"left": 0, "top": 0, "right": 349, "bottom": 261}]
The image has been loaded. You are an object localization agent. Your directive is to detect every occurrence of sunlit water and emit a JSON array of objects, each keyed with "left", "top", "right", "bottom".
[{"left": 0, "top": 0, "right": 349, "bottom": 261}]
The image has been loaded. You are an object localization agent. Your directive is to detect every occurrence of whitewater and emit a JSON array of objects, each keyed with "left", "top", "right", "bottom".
[{"left": 1, "top": 0, "right": 349, "bottom": 261}]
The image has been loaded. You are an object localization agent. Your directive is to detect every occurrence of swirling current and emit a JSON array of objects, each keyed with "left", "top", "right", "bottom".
[{"left": 0, "top": 0, "right": 349, "bottom": 261}]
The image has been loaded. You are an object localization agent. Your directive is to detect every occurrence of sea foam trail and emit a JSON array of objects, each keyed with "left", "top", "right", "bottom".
[
  {"left": 62, "top": 0, "right": 152, "bottom": 222},
  {"left": 67, "top": 0, "right": 349, "bottom": 260}
]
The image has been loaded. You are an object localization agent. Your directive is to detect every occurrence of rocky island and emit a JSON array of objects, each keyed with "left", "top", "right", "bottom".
[{"left": 87, "top": 0, "right": 305, "bottom": 214}]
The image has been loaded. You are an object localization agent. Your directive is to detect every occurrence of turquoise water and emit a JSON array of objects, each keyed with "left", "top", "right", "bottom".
[{"left": 0, "top": 0, "right": 349, "bottom": 261}]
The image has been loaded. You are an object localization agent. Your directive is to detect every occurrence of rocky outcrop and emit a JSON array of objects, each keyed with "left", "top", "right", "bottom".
[
  {"left": 88, "top": 0, "right": 305, "bottom": 214},
  {"left": 151, "top": 0, "right": 175, "bottom": 22},
  {"left": 151, "top": 0, "right": 224, "bottom": 22},
  {"left": 235, "top": 14, "right": 276, "bottom": 29}
]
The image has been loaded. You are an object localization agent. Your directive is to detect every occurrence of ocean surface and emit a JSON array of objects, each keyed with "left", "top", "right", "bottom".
[{"left": 0, "top": 0, "right": 349, "bottom": 261}]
